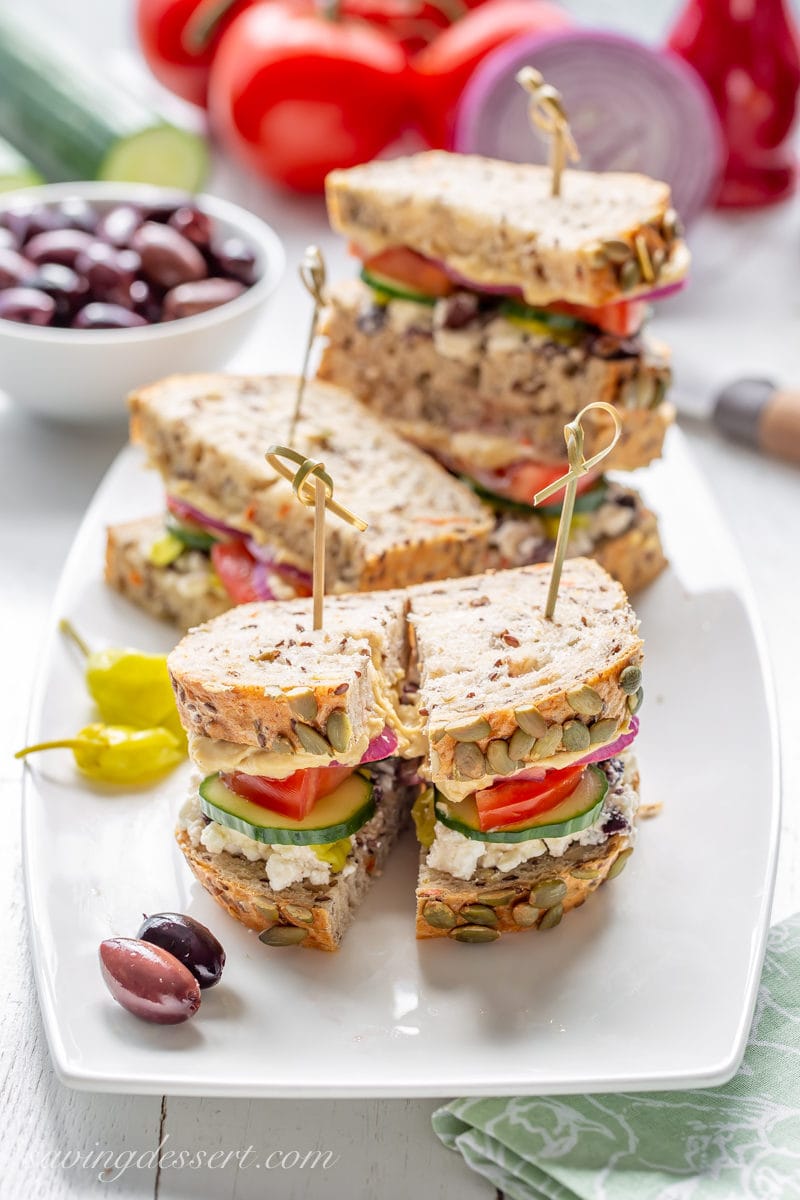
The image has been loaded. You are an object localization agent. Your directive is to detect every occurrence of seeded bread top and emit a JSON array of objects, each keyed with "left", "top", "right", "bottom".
[
  {"left": 326, "top": 152, "right": 689, "bottom": 307},
  {"left": 129, "top": 373, "right": 492, "bottom": 591},
  {"left": 168, "top": 591, "right": 410, "bottom": 763},
  {"left": 407, "top": 559, "right": 643, "bottom": 799}
]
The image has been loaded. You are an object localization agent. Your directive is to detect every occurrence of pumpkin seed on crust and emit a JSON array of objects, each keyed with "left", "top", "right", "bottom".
[
  {"left": 460, "top": 904, "right": 498, "bottom": 928},
  {"left": 326, "top": 709, "right": 353, "bottom": 754},
  {"left": 606, "top": 847, "right": 634, "bottom": 880},
  {"left": 447, "top": 718, "right": 491, "bottom": 743},
  {"left": 627, "top": 687, "right": 644, "bottom": 715},
  {"left": 486, "top": 739, "right": 518, "bottom": 776},
  {"left": 509, "top": 729, "right": 536, "bottom": 761},
  {"left": 454, "top": 742, "right": 486, "bottom": 779},
  {"left": 589, "top": 717, "right": 619, "bottom": 745},
  {"left": 562, "top": 720, "right": 590, "bottom": 752},
  {"left": 539, "top": 903, "right": 564, "bottom": 930},
  {"left": 449, "top": 925, "right": 500, "bottom": 943},
  {"left": 531, "top": 879, "right": 567, "bottom": 908},
  {"left": 294, "top": 722, "right": 334, "bottom": 756},
  {"left": 480, "top": 887, "right": 521, "bottom": 908},
  {"left": 288, "top": 690, "right": 318, "bottom": 722},
  {"left": 601, "top": 238, "right": 633, "bottom": 263},
  {"left": 282, "top": 903, "right": 314, "bottom": 924},
  {"left": 619, "top": 665, "right": 642, "bottom": 695},
  {"left": 422, "top": 900, "right": 457, "bottom": 930},
  {"left": 570, "top": 866, "right": 602, "bottom": 880},
  {"left": 514, "top": 706, "right": 548, "bottom": 738},
  {"left": 566, "top": 685, "right": 603, "bottom": 716},
  {"left": 619, "top": 258, "right": 642, "bottom": 290},
  {"left": 511, "top": 902, "right": 541, "bottom": 927},
  {"left": 533, "top": 725, "right": 562, "bottom": 758},
  {"left": 259, "top": 925, "right": 309, "bottom": 946},
  {"left": 254, "top": 900, "right": 280, "bottom": 923}
]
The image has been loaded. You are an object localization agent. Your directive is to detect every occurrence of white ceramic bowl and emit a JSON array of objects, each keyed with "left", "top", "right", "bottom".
[{"left": 0, "top": 182, "right": 286, "bottom": 423}]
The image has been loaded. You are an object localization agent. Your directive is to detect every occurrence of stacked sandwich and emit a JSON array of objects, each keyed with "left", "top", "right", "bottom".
[
  {"left": 106, "top": 372, "right": 492, "bottom": 629},
  {"left": 168, "top": 558, "right": 643, "bottom": 949},
  {"left": 319, "top": 151, "right": 689, "bottom": 594}
]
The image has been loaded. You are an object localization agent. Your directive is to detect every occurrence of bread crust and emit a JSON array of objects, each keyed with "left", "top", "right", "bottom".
[
  {"left": 415, "top": 831, "right": 632, "bottom": 939},
  {"left": 326, "top": 152, "right": 689, "bottom": 307}
]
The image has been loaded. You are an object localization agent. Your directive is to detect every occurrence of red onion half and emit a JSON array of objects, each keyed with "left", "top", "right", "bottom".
[
  {"left": 166, "top": 495, "right": 245, "bottom": 541},
  {"left": 572, "top": 717, "right": 639, "bottom": 769}
]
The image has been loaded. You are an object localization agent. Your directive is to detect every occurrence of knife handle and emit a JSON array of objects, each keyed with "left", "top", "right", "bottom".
[{"left": 713, "top": 378, "right": 800, "bottom": 465}]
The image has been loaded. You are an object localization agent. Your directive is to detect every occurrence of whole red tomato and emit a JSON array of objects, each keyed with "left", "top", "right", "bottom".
[
  {"left": 208, "top": 2, "right": 411, "bottom": 192},
  {"left": 341, "top": 0, "right": 489, "bottom": 56},
  {"left": 136, "top": 0, "right": 253, "bottom": 107},
  {"left": 412, "top": 0, "right": 572, "bottom": 148}
]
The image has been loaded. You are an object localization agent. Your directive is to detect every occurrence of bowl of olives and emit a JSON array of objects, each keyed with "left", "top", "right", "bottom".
[{"left": 0, "top": 182, "right": 285, "bottom": 422}]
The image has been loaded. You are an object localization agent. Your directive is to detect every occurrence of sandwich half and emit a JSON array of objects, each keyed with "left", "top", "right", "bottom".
[
  {"left": 407, "top": 559, "right": 644, "bottom": 942},
  {"left": 107, "top": 372, "right": 492, "bottom": 628},
  {"left": 319, "top": 152, "right": 685, "bottom": 592},
  {"left": 169, "top": 590, "right": 425, "bottom": 951}
]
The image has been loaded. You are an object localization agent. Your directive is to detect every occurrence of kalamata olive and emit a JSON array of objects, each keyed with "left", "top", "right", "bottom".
[
  {"left": 17, "top": 205, "right": 66, "bottom": 243},
  {"left": 74, "top": 242, "right": 140, "bottom": 305},
  {"left": 129, "top": 278, "right": 162, "bottom": 323},
  {"left": 214, "top": 236, "right": 258, "bottom": 286},
  {"left": 168, "top": 206, "right": 212, "bottom": 248},
  {"left": 143, "top": 196, "right": 192, "bottom": 222},
  {"left": 25, "top": 229, "right": 95, "bottom": 268},
  {"left": 99, "top": 937, "right": 201, "bottom": 1024},
  {"left": 0, "top": 247, "right": 36, "bottom": 289},
  {"left": 72, "top": 303, "right": 148, "bottom": 329},
  {"left": 162, "top": 277, "right": 245, "bottom": 320},
  {"left": 29, "top": 263, "right": 89, "bottom": 321},
  {"left": 0, "top": 287, "right": 56, "bottom": 325},
  {"left": 96, "top": 203, "right": 144, "bottom": 247},
  {"left": 56, "top": 198, "right": 98, "bottom": 234},
  {"left": 137, "top": 913, "right": 225, "bottom": 989},
  {"left": 132, "top": 222, "right": 207, "bottom": 289},
  {"left": 0, "top": 227, "right": 17, "bottom": 251}
]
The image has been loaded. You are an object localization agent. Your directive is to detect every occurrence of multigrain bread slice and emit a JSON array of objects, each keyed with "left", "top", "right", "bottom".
[
  {"left": 326, "top": 152, "right": 689, "bottom": 308},
  {"left": 407, "top": 559, "right": 642, "bottom": 799},
  {"left": 129, "top": 373, "right": 492, "bottom": 593},
  {"left": 318, "top": 278, "right": 672, "bottom": 469},
  {"left": 167, "top": 590, "right": 411, "bottom": 759},
  {"left": 178, "top": 758, "right": 417, "bottom": 951},
  {"left": 416, "top": 758, "right": 639, "bottom": 941},
  {"left": 105, "top": 516, "right": 230, "bottom": 629}
]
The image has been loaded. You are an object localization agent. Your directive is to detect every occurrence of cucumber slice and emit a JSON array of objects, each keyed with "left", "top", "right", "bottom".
[
  {"left": 461, "top": 475, "right": 608, "bottom": 517},
  {"left": 500, "top": 298, "right": 590, "bottom": 335},
  {"left": 360, "top": 268, "right": 436, "bottom": 306},
  {"left": 0, "top": 11, "right": 208, "bottom": 189},
  {"left": 166, "top": 514, "right": 217, "bottom": 553},
  {"left": 0, "top": 135, "right": 43, "bottom": 193},
  {"left": 434, "top": 765, "right": 608, "bottom": 844},
  {"left": 199, "top": 772, "right": 375, "bottom": 846}
]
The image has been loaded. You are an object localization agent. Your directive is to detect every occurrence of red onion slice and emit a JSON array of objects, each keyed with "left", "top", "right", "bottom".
[
  {"left": 454, "top": 29, "right": 724, "bottom": 225},
  {"left": 244, "top": 537, "right": 313, "bottom": 590},
  {"left": 166, "top": 496, "right": 246, "bottom": 541},
  {"left": 331, "top": 727, "right": 400, "bottom": 769},
  {"left": 571, "top": 717, "right": 639, "bottom": 769},
  {"left": 249, "top": 560, "right": 276, "bottom": 602}
]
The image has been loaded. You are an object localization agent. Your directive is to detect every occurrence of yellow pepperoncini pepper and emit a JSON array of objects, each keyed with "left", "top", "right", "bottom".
[
  {"left": 411, "top": 786, "right": 436, "bottom": 849},
  {"left": 16, "top": 724, "right": 184, "bottom": 784},
  {"left": 311, "top": 838, "right": 353, "bottom": 873}
]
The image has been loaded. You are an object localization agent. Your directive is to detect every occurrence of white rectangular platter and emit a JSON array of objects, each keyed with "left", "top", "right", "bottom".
[{"left": 22, "top": 429, "right": 778, "bottom": 1096}]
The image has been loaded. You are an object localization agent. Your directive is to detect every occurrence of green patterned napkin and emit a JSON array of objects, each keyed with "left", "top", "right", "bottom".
[{"left": 433, "top": 913, "right": 800, "bottom": 1200}]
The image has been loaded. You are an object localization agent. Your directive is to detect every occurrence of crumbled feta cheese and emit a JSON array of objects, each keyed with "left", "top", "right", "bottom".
[
  {"left": 426, "top": 822, "right": 483, "bottom": 880},
  {"left": 200, "top": 820, "right": 271, "bottom": 863},
  {"left": 479, "top": 838, "right": 547, "bottom": 872},
  {"left": 265, "top": 845, "right": 332, "bottom": 891}
]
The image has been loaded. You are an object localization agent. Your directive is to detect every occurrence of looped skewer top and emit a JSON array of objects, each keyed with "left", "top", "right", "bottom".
[
  {"left": 516, "top": 66, "right": 579, "bottom": 198},
  {"left": 533, "top": 402, "right": 622, "bottom": 619},
  {"left": 265, "top": 445, "right": 369, "bottom": 531}
]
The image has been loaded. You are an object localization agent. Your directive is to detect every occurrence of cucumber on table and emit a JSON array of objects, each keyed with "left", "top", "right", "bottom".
[
  {"left": 199, "top": 772, "right": 375, "bottom": 846},
  {"left": 434, "top": 765, "right": 608, "bottom": 843},
  {"left": 0, "top": 136, "right": 43, "bottom": 193},
  {"left": 0, "top": 11, "right": 207, "bottom": 189}
]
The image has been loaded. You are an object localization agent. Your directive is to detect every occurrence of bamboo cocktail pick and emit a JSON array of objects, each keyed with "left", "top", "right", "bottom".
[
  {"left": 267, "top": 245, "right": 366, "bottom": 631},
  {"left": 516, "top": 67, "right": 579, "bottom": 198},
  {"left": 265, "top": 448, "right": 368, "bottom": 631},
  {"left": 288, "top": 244, "right": 327, "bottom": 442},
  {"left": 534, "top": 401, "right": 622, "bottom": 619}
]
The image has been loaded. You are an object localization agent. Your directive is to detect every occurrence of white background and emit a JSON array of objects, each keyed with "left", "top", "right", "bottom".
[{"left": 1, "top": 0, "right": 799, "bottom": 1196}]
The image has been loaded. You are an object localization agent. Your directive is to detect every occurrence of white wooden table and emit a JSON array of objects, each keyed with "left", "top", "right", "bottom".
[{"left": 1, "top": 0, "right": 799, "bottom": 1196}]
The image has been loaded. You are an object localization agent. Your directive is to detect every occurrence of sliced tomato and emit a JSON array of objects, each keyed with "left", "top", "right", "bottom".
[
  {"left": 210, "top": 541, "right": 263, "bottom": 604},
  {"left": 475, "top": 765, "right": 586, "bottom": 832},
  {"left": 360, "top": 246, "right": 455, "bottom": 297},
  {"left": 548, "top": 298, "right": 648, "bottom": 337},
  {"left": 472, "top": 461, "right": 602, "bottom": 509},
  {"left": 222, "top": 765, "right": 354, "bottom": 821}
]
